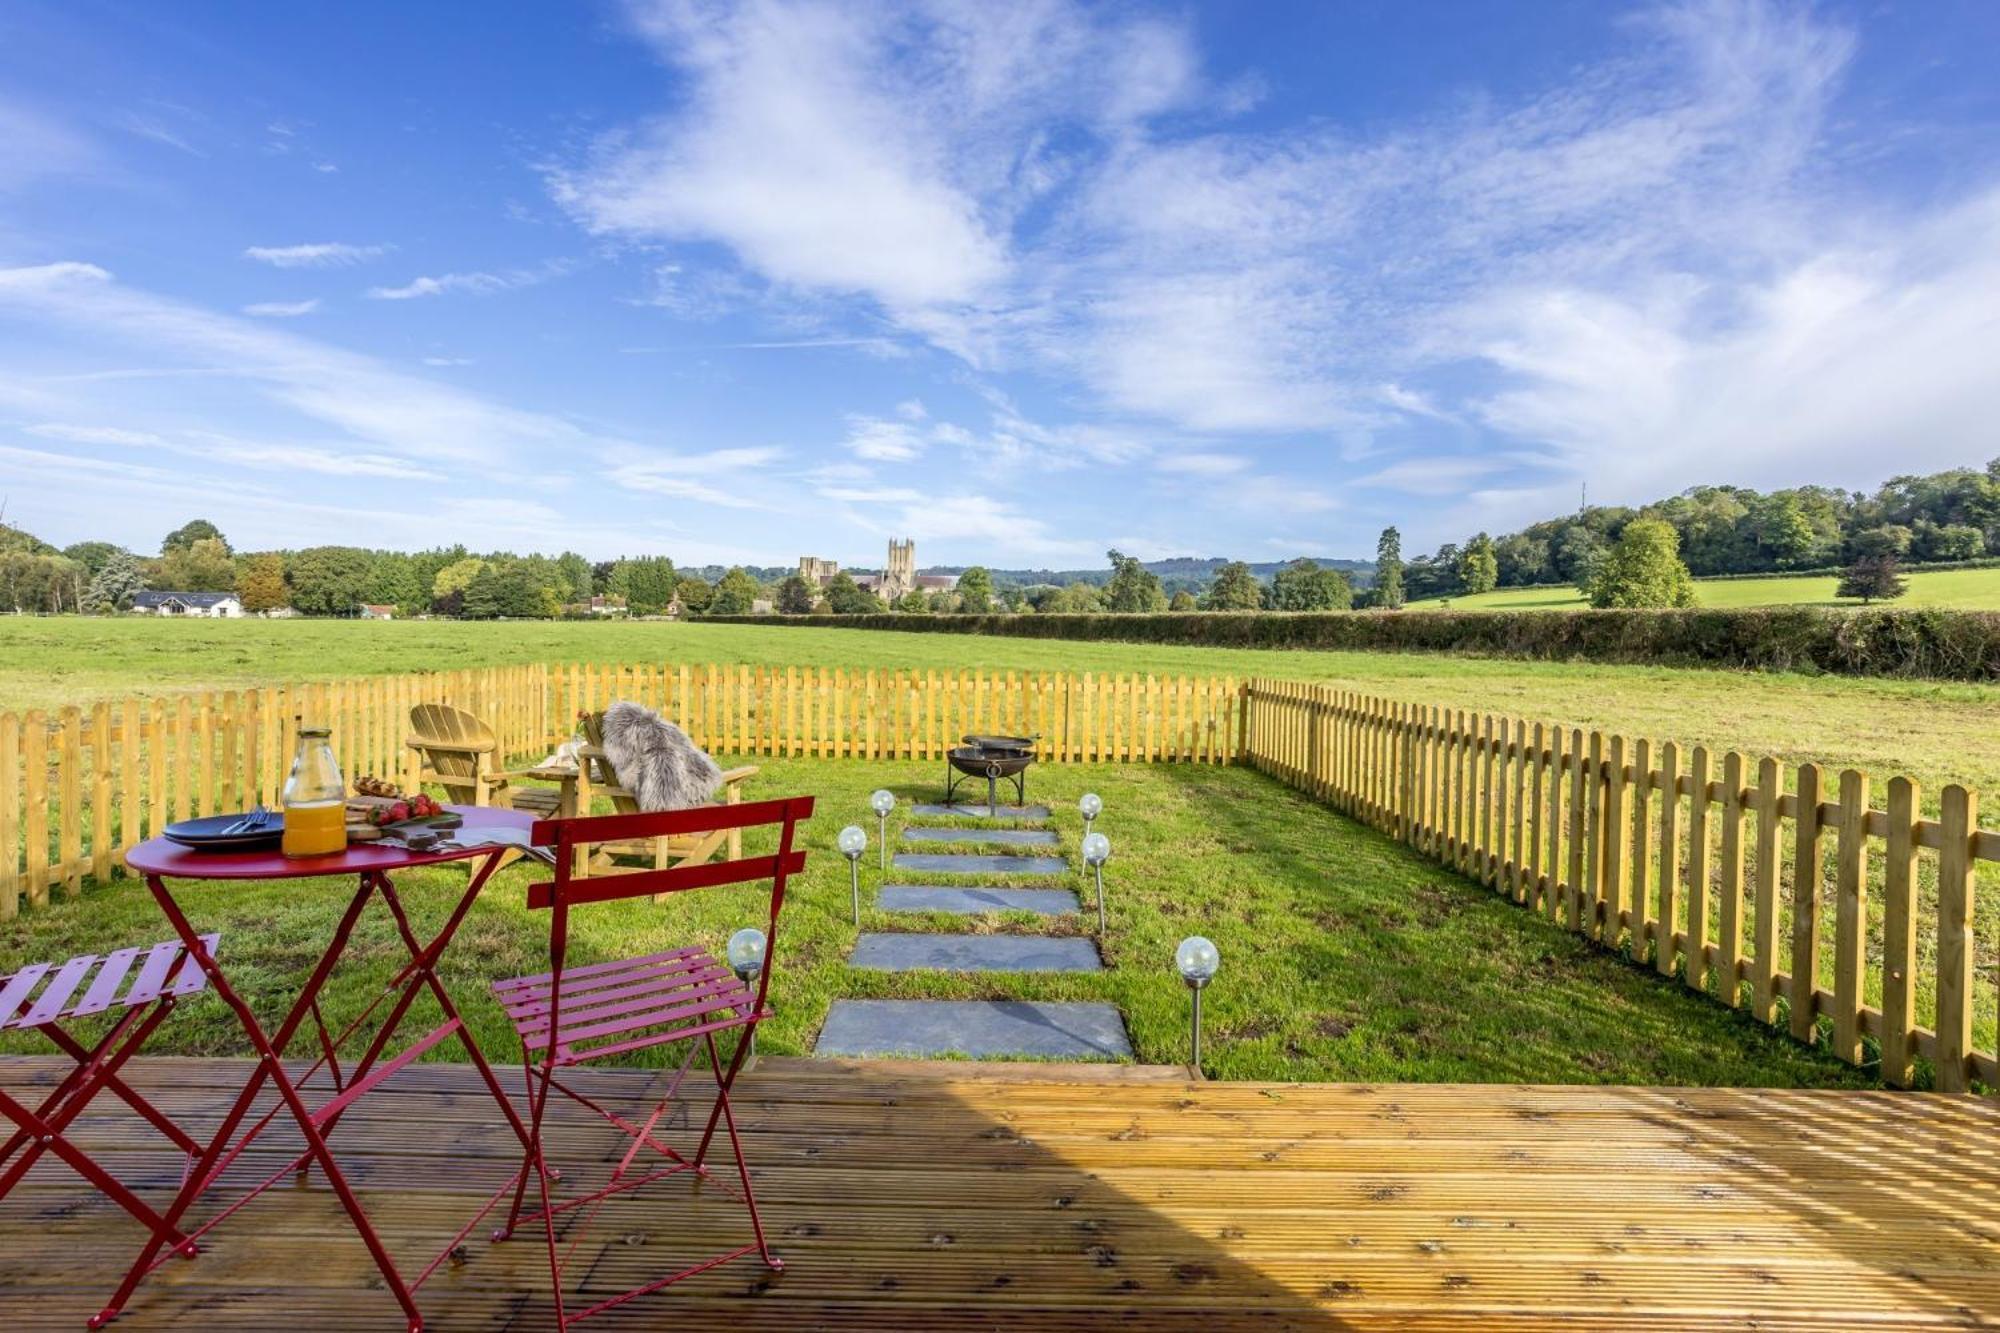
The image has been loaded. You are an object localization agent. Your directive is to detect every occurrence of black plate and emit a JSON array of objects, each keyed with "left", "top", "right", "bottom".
[{"left": 163, "top": 813, "right": 283, "bottom": 851}]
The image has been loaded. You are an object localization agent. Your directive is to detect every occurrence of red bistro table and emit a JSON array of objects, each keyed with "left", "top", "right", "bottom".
[{"left": 97, "top": 806, "right": 539, "bottom": 1332}]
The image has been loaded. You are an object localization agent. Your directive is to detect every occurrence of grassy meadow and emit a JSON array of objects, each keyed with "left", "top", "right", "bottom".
[
  {"left": 1411, "top": 564, "right": 2000, "bottom": 613},
  {"left": 0, "top": 757, "right": 1876, "bottom": 1088},
  {"left": 6, "top": 615, "right": 2000, "bottom": 797}
]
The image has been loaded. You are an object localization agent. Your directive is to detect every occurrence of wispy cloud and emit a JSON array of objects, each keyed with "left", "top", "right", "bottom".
[
  {"left": 366, "top": 260, "right": 573, "bottom": 300},
  {"left": 242, "top": 299, "right": 320, "bottom": 318},
  {"left": 243, "top": 242, "right": 388, "bottom": 268}
]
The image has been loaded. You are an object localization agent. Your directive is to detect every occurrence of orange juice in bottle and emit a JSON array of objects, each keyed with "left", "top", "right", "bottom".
[{"left": 282, "top": 726, "right": 348, "bottom": 857}]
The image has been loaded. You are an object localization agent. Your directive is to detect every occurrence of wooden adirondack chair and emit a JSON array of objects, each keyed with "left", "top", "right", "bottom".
[
  {"left": 568, "top": 711, "right": 757, "bottom": 880},
  {"left": 405, "top": 703, "right": 565, "bottom": 818}
]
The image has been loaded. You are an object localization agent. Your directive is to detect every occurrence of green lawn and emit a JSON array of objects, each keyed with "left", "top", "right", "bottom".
[
  {"left": 1412, "top": 564, "right": 2000, "bottom": 613},
  {"left": 7, "top": 616, "right": 2000, "bottom": 798},
  {"left": 0, "top": 758, "right": 1875, "bottom": 1088}
]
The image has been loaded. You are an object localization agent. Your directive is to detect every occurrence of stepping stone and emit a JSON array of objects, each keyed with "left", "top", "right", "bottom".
[
  {"left": 893, "top": 853, "right": 1069, "bottom": 876},
  {"left": 815, "top": 1000, "right": 1133, "bottom": 1060},
  {"left": 850, "top": 933, "right": 1103, "bottom": 973},
  {"left": 880, "top": 885, "right": 1080, "bottom": 916},
  {"left": 902, "top": 827, "right": 1060, "bottom": 847},
  {"left": 911, "top": 804, "right": 1051, "bottom": 822}
]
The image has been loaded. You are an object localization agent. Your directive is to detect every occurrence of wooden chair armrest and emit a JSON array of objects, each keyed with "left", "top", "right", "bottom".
[
  {"left": 406, "top": 736, "right": 494, "bottom": 756},
  {"left": 494, "top": 766, "right": 569, "bottom": 782},
  {"left": 717, "top": 765, "right": 758, "bottom": 784}
]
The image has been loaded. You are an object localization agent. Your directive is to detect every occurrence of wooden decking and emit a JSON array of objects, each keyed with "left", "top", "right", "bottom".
[{"left": 2, "top": 1055, "right": 1997, "bottom": 1330}]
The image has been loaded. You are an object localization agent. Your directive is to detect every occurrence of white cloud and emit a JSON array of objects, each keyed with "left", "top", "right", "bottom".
[
  {"left": 1155, "top": 452, "right": 1249, "bottom": 476},
  {"left": 26, "top": 421, "right": 165, "bottom": 447},
  {"left": 0, "top": 97, "right": 101, "bottom": 192},
  {"left": 243, "top": 242, "right": 388, "bottom": 268},
  {"left": 603, "top": 444, "right": 782, "bottom": 509},
  {"left": 1358, "top": 456, "right": 1513, "bottom": 497},
  {"left": 242, "top": 299, "right": 320, "bottom": 318},
  {"left": 366, "top": 260, "right": 573, "bottom": 300},
  {"left": 843, "top": 414, "right": 928, "bottom": 462}
]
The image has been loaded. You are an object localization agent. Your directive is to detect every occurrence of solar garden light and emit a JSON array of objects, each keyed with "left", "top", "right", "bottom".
[
  {"left": 838, "top": 824, "right": 867, "bottom": 927},
  {"left": 1080, "top": 831, "right": 1111, "bottom": 935},
  {"left": 727, "top": 927, "right": 767, "bottom": 1062},
  {"left": 1079, "top": 791, "right": 1102, "bottom": 836},
  {"left": 1175, "top": 935, "right": 1220, "bottom": 1071},
  {"left": 870, "top": 789, "right": 895, "bottom": 870}
]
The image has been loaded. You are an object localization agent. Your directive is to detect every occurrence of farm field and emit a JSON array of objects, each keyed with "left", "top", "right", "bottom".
[
  {"left": 0, "top": 757, "right": 1872, "bottom": 1088},
  {"left": 1411, "top": 564, "right": 2000, "bottom": 612},
  {"left": 5, "top": 615, "right": 2000, "bottom": 797}
]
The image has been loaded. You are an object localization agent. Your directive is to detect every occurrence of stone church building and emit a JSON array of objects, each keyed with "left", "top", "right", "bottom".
[{"left": 798, "top": 539, "right": 957, "bottom": 603}]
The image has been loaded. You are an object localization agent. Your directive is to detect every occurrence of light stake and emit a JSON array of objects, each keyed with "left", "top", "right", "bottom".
[
  {"left": 1079, "top": 792, "right": 1102, "bottom": 838},
  {"left": 1175, "top": 936, "right": 1220, "bottom": 1072},
  {"left": 870, "top": 789, "right": 895, "bottom": 871},
  {"left": 1080, "top": 832, "right": 1111, "bottom": 935},
  {"left": 727, "top": 928, "right": 768, "bottom": 1063},
  {"left": 838, "top": 825, "right": 867, "bottom": 927}
]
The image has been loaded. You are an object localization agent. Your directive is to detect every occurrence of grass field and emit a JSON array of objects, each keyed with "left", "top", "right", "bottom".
[
  {"left": 1411, "top": 564, "right": 2000, "bottom": 612},
  {"left": 6, "top": 616, "right": 2000, "bottom": 798},
  {"left": 0, "top": 757, "right": 1875, "bottom": 1088}
]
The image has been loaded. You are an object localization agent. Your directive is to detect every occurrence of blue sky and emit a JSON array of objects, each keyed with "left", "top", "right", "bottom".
[{"left": 3, "top": 0, "right": 1998, "bottom": 568}]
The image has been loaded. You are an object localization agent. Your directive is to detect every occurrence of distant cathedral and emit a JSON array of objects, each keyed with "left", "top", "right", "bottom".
[{"left": 797, "top": 538, "right": 954, "bottom": 603}]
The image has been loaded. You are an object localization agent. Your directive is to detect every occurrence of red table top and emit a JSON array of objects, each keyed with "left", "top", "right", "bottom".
[{"left": 126, "top": 805, "right": 535, "bottom": 881}]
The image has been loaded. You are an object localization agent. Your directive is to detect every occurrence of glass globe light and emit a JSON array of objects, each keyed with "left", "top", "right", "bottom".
[
  {"left": 1175, "top": 935, "right": 1219, "bottom": 986},
  {"left": 1080, "top": 832, "right": 1111, "bottom": 866},
  {"left": 726, "top": 928, "right": 768, "bottom": 976},
  {"left": 837, "top": 825, "right": 867, "bottom": 857},
  {"left": 870, "top": 789, "right": 896, "bottom": 816},
  {"left": 1079, "top": 793, "right": 1103, "bottom": 819}
]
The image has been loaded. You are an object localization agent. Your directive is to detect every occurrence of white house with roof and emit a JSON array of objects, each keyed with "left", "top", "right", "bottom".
[{"left": 131, "top": 591, "right": 243, "bottom": 618}]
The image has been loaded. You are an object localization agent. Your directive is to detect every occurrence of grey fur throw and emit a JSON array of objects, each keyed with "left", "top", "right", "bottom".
[{"left": 599, "top": 701, "right": 723, "bottom": 811}]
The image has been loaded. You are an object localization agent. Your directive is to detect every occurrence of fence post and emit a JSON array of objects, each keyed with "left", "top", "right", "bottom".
[
  {"left": 1830, "top": 770, "right": 1869, "bottom": 1064},
  {"left": 1751, "top": 757, "right": 1782, "bottom": 1026},
  {"left": 1936, "top": 784, "right": 1979, "bottom": 1093},
  {"left": 1789, "top": 763, "right": 1825, "bottom": 1042},
  {"left": 1880, "top": 776, "right": 1920, "bottom": 1086}
]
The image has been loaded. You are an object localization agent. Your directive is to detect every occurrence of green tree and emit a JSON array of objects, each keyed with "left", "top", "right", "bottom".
[
  {"left": 674, "top": 574, "right": 714, "bottom": 613},
  {"left": 363, "top": 551, "right": 422, "bottom": 612},
  {"left": 1168, "top": 589, "right": 1198, "bottom": 611},
  {"left": 1103, "top": 549, "right": 1166, "bottom": 613},
  {"left": 1457, "top": 534, "right": 1499, "bottom": 595},
  {"left": 1929, "top": 524, "right": 1986, "bottom": 560},
  {"left": 1373, "top": 528, "right": 1404, "bottom": 608},
  {"left": 895, "top": 589, "right": 931, "bottom": 614},
  {"left": 63, "top": 541, "right": 125, "bottom": 580},
  {"left": 709, "top": 567, "right": 760, "bottom": 615},
  {"left": 152, "top": 536, "right": 236, "bottom": 591},
  {"left": 1838, "top": 553, "right": 1908, "bottom": 604},
  {"left": 1268, "top": 558, "right": 1353, "bottom": 610},
  {"left": 824, "top": 571, "right": 882, "bottom": 614},
  {"left": 776, "top": 573, "right": 816, "bottom": 614},
  {"left": 288, "top": 546, "right": 376, "bottom": 616},
  {"left": 83, "top": 551, "right": 145, "bottom": 613},
  {"left": 431, "top": 557, "right": 487, "bottom": 610},
  {"left": 956, "top": 566, "right": 994, "bottom": 613},
  {"left": 236, "top": 553, "right": 289, "bottom": 613},
  {"left": 612, "top": 555, "right": 677, "bottom": 615},
  {"left": 1203, "top": 561, "right": 1262, "bottom": 610},
  {"left": 1587, "top": 519, "right": 1697, "bottom": 608},
  {"left": 1750, "top": 493, "right": 1817, "bottom": 568},
  {"left": 1039, "top": 582, "right": 1101, "bottom": 613},
  {"left": 161, "top": 519, "right": 228, "bottom": 556},
  {"left": 555, "top": 551, "right": 594, "bottom": 606},
  {"left": 461, "top": 562, "right": 552, "bottom": 618}
]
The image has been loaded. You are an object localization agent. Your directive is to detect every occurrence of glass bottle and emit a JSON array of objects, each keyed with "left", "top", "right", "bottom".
[{"left": 282, "top": 726, "right": 348, "bottom": 857}]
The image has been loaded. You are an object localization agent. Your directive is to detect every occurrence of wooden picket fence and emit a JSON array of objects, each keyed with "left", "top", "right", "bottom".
[
  {"left": 0, "top": 661, "right": 1244, "bottom": 920},
  {"left": 1239, "top": 678, "right": 2000, "bottom": 1092}
]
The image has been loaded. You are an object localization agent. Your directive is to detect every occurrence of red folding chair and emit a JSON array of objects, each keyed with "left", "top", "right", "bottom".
[
  {"left": 0, "top": 935, "right": 218, "bottom": 1249},
  {"left": 491, "top": 795, "right": 812, "bottom": 1328}
]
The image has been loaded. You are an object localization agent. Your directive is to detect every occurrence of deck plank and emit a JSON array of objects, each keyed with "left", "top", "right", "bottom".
[{"left": 0, "top": 1056, "right": 1995, "bottom": 1329}]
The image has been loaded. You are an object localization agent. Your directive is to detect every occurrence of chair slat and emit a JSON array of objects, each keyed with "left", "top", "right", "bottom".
[
  {"left": 18, "top": 955, "right": 98, "bottom": 1028},
  {"left": 164, "top": 934, "right": 220, "bottom": 998},
  {"left": 125, "top": 939, "right": 188, "bottom": 1004},
  {"left": 513, "top": 963, "right": 741, "bottom": 1037},
  {"left": 70, "top": 947, "right": 143, "bottom": 1017},
  {"left": 531, "top": 977, "right": 752, "bottom": 1052},
  {"left": 527, "top": 849, "right": 805, "bottom": 910},
  {"left": 531, "top": 794, "right": 814, "bottom": 850},
  {"left": 0, "top": 962, "right": 54, "bottom": 1029},
  {"left": 492, "top": 944, "right": 708, "bottom": 995}
]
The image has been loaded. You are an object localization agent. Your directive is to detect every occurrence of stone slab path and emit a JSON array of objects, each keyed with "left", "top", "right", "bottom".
[
  {"left": 878, "top": 885, "right": 1081, "bottom": 915},
  {"left": 816, "top": 1000, "right": 1133, "bottom": 1059},
  {"left": 901, "top": 826, "right": 1061, "bottom": 847},
  {"left": 849, "top": 932, "right": 1103, "bottom": 973},
  {"left": 892, "top": 852, "right": 1069, "bottom": 876},
  {"left": 909, "top": 804, "right": 1051, "bottom": 821}
]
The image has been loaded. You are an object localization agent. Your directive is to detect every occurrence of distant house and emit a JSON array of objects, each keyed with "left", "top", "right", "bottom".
[
  {"left": 749, "top": 597, "right": 775, "bottom": 615},
  {"left": 587, "top": 594, "right": 628, "bottom": 617},
  {"left": 132, "top": 591, "right": 242, "bottom": 619},
  {"left": 358, "top": 603, "right": 397, "bottom": 620}
]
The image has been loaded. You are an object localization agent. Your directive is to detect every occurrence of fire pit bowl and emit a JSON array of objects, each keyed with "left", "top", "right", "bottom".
[{"left": 945, "top": 734, "right": 1039, "bottom": 809}]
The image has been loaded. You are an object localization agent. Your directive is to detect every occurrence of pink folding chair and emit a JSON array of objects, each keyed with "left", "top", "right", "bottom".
[
  {"left": 490, "top": 795, "right": 812, "bottom": 1328},
  {"left": 0, "top": 935, "right": 218, "bottom": 1248}
]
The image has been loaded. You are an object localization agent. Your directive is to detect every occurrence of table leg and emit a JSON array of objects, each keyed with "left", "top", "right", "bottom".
[{"left": 94, "top": 874, "right": 420, "bottom": 1331}]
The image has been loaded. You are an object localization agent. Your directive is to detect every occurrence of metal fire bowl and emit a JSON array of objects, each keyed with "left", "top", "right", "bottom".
[
  {"left": 948, "top": 746, "right": 1035, "bottom": 778},
  {"left": 960, "top": 734, "right": 1035, "bottom": 755}
]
